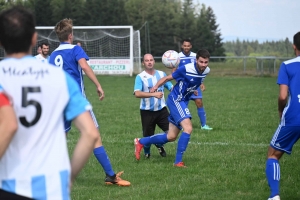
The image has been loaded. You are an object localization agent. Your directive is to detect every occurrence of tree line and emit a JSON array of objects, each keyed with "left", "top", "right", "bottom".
[{"left": 0, "top": 0, "right": 293, "bottom": 57}]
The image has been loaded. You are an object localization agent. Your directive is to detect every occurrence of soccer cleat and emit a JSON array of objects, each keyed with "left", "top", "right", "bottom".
[
  {"left": 105, "top": 171, "right": 131, "bottom": 186},
  {"left": 145, "top": 153, "right": 151, "bottom": 158},
  {"left": 134, "top": 138, "right": 143, "bottom": 160},
  {"left": 157, "top": 146, "right": 167, "bottom": 157},
  {"left": 173, "top": 162, "right": 187, "bottom": 168},
  {"left": 201, "top": 124, "right": 213, "bottom": 130},
  {"left": 268, "top": 195, "right": 280, "bottom": 200}
]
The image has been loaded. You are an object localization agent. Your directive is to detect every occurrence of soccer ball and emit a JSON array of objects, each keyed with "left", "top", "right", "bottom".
[{"left": 162, "top": 50, "right": 180, "bottom": 69}]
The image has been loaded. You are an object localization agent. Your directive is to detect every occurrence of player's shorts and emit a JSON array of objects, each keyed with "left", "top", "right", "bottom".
[
  {"left": 140, "top": 107, "right": 169, "bottom": 137},
  {"left": 167, "top": 94, "right": 191, "bottom": 130},
  {"left": 270, "top": 125, "right": 300, "bottom": 154},
  {"left": 190, "top": 87, "right": 202, "bottom": 100},
  {"left": 0, "top": 189, "right": 33, "bottom": 200},
  {"left": 64, "top": 109, "right": 98, "bottom": 133}
]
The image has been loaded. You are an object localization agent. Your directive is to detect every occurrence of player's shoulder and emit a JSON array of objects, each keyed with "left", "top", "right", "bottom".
[
  {"left": 283, "top": 56, "right": 300, "bottom": 66},
  {"left": 190, "top": 52, "right": 196, "bottom": 57},
  {"left": 203, "top": 66, "right": 210, "bottom": 74}
]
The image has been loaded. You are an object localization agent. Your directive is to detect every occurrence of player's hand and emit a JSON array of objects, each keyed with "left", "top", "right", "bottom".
[
  {"left": 200, "top": 84, "right": 205, "bottom": 91},
  {"left": 194, "top": 90, "right": 198, "bottom": 96},
  {"left": 150, "top": 87, "right": 157, "bottom": 93},
  {"left": 154, "top": 92, "right": 163, "bottom": 99},
  {"left": 97, "top": 86, "right": 105, "bottom": 101}
]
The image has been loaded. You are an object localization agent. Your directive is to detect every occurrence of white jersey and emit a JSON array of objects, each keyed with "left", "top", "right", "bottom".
[
  {"left": 179, "top": 51, "right": 196, "bottom": 66},
  {"left": 0, "top": 56, "right": 91, "bottom": 199},
  {"left": 35, "top": 54, "right": 49, "bottom": 63}
]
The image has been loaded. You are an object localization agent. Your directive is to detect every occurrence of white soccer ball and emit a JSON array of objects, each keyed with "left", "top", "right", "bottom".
[{"left": 162, "top": 50, "right": 180, "bottom": 69}]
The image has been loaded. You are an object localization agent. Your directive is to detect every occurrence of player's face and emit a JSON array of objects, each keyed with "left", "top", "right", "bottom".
[
  {"left": 196, "top": 57, "right": 209, "bottom": 72},
  {"left": 181, "top": 41, "right": 192, "bottom": 55},
  {"left": 41, "top": 45, "right": 49, "bottom": 56},
  {"left": 143, "top": 54, "right": 155, "bottom": 70}
]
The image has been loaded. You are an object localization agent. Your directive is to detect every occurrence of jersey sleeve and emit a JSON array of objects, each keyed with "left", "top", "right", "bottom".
[
  {"left": 163, "top": 72, "right": 173, "bottom": 91},
  {"left": 277, "top": 63, "right": 288, "bottom": 85},
  {"left": 73, "top": 45, "right": 89, "bottom": 62},
  {"left": 172, "top": 65, "right": 185, "bottom": 82},
  {"left": 63, "top": 72, "right": 92, "bottom": 121},
  {"left": 133, "top": 75, "right": 143, "bottom": 93}
]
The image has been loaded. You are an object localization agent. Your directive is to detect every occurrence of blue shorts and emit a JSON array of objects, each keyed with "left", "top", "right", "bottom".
[
  {"left": 270, "top": 125, "right": 300, "bottom": 154},
  {"left": 190, "top": 88, "right": 202, "bottom": 100},
  {"left": 64, "top": 109, "right": 99, "bottom": 133},
  {"left": 167, "top": 94, "right": 191, "bottom": 130}
]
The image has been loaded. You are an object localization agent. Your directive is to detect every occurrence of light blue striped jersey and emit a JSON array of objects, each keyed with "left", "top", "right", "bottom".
[
  {"left": 179, "top": 51, "right": 196, "bottom": 66},
  {"left": 134, "top": 70, "right": 173, "bottom": 111},
  {"left": 171, "top": 62, "right": 210, "bottom": 102},
  {"left": 0, "top": 56, "right": 91, "bottom": 199},
  {"left": 277, "top": 56, "right": 300, "bottom": 126},
  {"left": 49, "top": 42, "right": 89, "bottom": 95}
]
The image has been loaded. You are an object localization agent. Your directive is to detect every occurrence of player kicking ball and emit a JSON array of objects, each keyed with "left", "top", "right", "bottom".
[{"left": 135, "top": 49, "right": 211, "bottom": 167}]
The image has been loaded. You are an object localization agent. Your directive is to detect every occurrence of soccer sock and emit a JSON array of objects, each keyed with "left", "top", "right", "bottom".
[
  {"left": 139, "top": 133, "right": 168, "bottom": 146},
  {"left": 197, "top": 107, "right": 206, "bottom": 127},
  {"left": 265, "top": 158, "right": 280, "bottom": 198},
  {"left": 93, "top": 146, "right": 115, "bottom": 177},
  {"left": 174, "top": 132, "right": 190, "bottom": 164},
  {"left": 144, "top": 144, "right": 151, "bottom": 154}
]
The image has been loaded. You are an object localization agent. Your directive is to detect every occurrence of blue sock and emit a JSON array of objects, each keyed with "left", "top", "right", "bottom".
[
  {"left": 144, "top": 144, "right": 151, "bottom": 154},
  {"left": 93, "top": 146, "right": 115, "bottom": 177},
  {"left": 266, "top": 158, "right": 280, "bottom": 198},
  {"left": 197, "top": 107, "right": 206, "bottom": 127},
  {"left": 175, "top": 132, "right": 190, "bottom": 164},
  {"left": 140, "top": 133, "right": 168, "bottom": 146}
]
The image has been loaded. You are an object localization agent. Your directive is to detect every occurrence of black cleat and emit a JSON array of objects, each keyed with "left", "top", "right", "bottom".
[
  {"left": 145, "top": 153, "right": 151, "bottom": 158},
  {"left": 156, "top": 146, "right": 166, "bottom": 157}
]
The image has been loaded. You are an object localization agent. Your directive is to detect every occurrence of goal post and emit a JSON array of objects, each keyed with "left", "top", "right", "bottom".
[{"left": 36, "top": 26, "right": 142, "bottom": 76}]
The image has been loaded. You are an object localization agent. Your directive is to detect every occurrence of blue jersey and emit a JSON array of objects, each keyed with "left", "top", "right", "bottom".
[
  {"left": 179, "top": 51, "right": 196, "bottom": 66},
  {"left": 49, "top": 42, "right": 89, "bottom": 94},
  {"left": 171, "top": 62, "right": 210, "bottom": 102},
  {"left": 134, "top": 70, "right": 173, "bottom": 111},
  {"left": 277, "top": 56, "right": 300, "bottom": 126}
]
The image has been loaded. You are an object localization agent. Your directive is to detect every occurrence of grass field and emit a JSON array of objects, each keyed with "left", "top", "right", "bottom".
[{"left": 68, "top": 74, "right": 300, "bottom": 200}]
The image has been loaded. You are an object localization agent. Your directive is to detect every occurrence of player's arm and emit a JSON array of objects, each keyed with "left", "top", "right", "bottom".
[
  {"left": 70, "top": 111, "right": 98, "bottom": 183},
  {"left": 150, "top": 74, "right": 173, "bottom": 93},
  {"left": 134, "top": 90, "right": 164, "bottom": 99},
  {"left": 78, "top": 58, "right": 104, "bottom": 100},
  {"left": 0, "top": 93, "right": 18, "bottom": 159},
  {"left": 278, "top": 84, "right": 288, "bottom": 119}
]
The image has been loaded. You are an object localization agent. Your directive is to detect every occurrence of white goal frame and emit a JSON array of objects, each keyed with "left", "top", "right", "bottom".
[{"left": 36, "top": 26, "right": 141, "bottom": 76}]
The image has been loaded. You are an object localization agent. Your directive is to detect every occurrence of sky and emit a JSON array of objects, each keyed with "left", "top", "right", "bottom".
[{"left": 194, "top": 0, "right": 299, "bottom": 43}]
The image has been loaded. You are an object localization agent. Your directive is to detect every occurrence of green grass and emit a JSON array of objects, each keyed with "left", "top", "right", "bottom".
[{"left": 68, "top": 75, "right": 300, "bottom": 200}]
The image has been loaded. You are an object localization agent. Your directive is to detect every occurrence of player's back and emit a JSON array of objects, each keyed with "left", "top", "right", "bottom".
[
  {"left": 279, "top": 56, "right": 300, "bottom": 126},
  {"left": 0, "top": 56, "right": 71, "bottom": 199},
  {"left": 49, "top": 43, "right": 89, "bottom": 92}
]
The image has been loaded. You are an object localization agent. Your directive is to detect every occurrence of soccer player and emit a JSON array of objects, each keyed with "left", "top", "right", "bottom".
[
  {"left": 49, "top": 18, "right": 130, "bottom": 186},
  {"left": 35, "top": 42, "right": 50, "bottom": 63},
  {"left": 134, "top": 53, "right": 173, "bottom": 158},
  {"left": 265, "top": 32, "right": 300, "bottom": 200},
  {"left": 178, "top": 39, "right": 212, "bottom": 130},
  {"left": 134, "top": 49, "right": 211, "bottom": 167},
  {"left": 0, "top": 6, "right": 99, "bottom": 199}
]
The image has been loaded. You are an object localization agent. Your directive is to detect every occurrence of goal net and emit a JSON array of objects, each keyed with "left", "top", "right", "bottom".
[{"left": 35, "top": 26, "right": 141, "bottom": 76}]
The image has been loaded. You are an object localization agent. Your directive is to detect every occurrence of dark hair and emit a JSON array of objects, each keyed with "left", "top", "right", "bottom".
[
  {"left": 196, "top": 49, "right": 210, "bottom": 59},
  {"left": 181, "top": 38, "right": 192, "bottom": 44},
  {"left": 40, "top": 41, "right": 49, "bottom": 48},
  {"left": 0, "top": 6, "right": 35, "bottom": 54},
  {"left": 293, "top": 32, "right": 300, "bottom": 51}
]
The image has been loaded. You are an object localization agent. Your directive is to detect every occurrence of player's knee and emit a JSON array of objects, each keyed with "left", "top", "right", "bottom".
[
  {"left": 195, "top": 99, "right": 203, "bottom": 108},
  {"left": 182, "top": 127, "right": 192, "bottom": 134}
]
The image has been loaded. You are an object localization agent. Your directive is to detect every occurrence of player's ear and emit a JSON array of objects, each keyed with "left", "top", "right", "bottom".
[
  {"left": 31, "top": 32, "right": 37, "bottom": 47},
  {"left": 293, "top": 44, "right": 296, "bottom": 51}
]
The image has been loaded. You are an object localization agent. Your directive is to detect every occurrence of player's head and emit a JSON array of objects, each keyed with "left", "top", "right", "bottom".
[
  {"left": 293, "top": 31, "right": 300, "bottom": 55},
  {"left": 40, "top": 41, "right": 49, "bottom": 56},
  {"left": 142, "top": 53, "right": 155, "bottom": 70},
  {"left": 54, "top": 18, "right": 73, "bottom": 43},
  {"left": 181, "top": 38, "right": 192, "bottom": 55},
  {"left": 196, "top": 49, "right": 210, "bottom": 72},
  {"left": 0, "top": 6, "right": 36, "bottom": 55}
]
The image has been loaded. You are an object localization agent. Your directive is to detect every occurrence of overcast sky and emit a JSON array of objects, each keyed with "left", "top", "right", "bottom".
[{"left": 194, "top": 0, "right": 299, "bottom": 42}]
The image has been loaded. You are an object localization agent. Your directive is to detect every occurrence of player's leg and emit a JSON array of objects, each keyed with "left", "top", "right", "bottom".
[
  {"left": 140, "top": 109, "right": 156, "bottom": 158},
  {"left": 155, "top": 107, "right": 170, "bottom": 157},
  {"left": 265, "top": 126, "right": 300, "bottom": 199},
  {"left": 88, "top": 110, "right": 130, "bottom": 186},
  {"left": 191, "top": 88, "right": 212, "bottom": 130}
]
